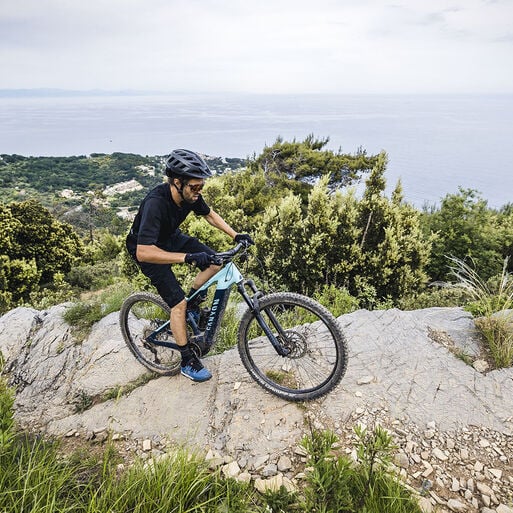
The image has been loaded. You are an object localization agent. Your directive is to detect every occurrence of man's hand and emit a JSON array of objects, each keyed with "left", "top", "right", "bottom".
[
  {"left": 185, "top": 252, "right": 212, "bottom": 268},
  {"left": 234, "top": 233, "right": 255, "bottom": 246}
]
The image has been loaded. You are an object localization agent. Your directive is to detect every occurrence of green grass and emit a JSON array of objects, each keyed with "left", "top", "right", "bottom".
[
  {"left": 448, "top": 256, "right": 513, "bottom": 368},
  {"left": 475, "top": 313, "right": 513, "bottom": 368},
  {"left": 63, "top": 280, "right": 137, "bottom": 341}
]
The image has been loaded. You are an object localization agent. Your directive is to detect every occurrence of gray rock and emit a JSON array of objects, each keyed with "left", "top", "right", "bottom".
[
  {"left": 447, "top": 499, "right": 467, "bottom": 512},
  {"left": 1, "top": 303, "right": 513, "bottom": 509}
]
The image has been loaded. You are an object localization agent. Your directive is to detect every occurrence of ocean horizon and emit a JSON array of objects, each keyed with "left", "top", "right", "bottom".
[{"left": 1, "top": 92, "right": 512, "bottom": 209}]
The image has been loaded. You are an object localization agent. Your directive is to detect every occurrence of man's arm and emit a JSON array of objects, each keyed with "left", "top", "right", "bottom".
[
  {"left": 204, "top": 209, "right": 237, "bottom": 239},
  {"left": 136, "top": 244, "right": 186, "bottom": 264}
]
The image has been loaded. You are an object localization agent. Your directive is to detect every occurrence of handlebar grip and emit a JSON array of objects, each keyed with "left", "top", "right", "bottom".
[{"left": 210, "top": 255, "right": 224, "bottom": 266}]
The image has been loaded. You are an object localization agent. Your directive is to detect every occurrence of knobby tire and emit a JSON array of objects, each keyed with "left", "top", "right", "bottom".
[
  {"left": 237, "top": 292, "right": 348, "bottom": 401},
  {"left": 119, "top": 292, "right": 180, "bottom": 375}
]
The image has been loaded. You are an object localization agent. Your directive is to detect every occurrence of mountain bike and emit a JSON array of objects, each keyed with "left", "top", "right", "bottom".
[{"left": 119, "top": 242, "right": 348, "bottom": 401}]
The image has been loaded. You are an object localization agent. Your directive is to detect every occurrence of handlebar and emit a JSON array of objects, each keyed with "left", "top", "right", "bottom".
[{"left": 210, "top": 241, "right": 249, "bottom": 266}]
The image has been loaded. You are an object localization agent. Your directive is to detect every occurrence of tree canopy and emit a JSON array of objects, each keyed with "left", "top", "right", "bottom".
[{"left": 0, "top": 200, "right": 83, "bottom": 311}]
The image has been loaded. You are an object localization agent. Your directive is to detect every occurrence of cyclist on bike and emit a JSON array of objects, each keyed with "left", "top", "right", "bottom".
[{"left": 126, "top": 149, "right": 254, "bottom": 382}]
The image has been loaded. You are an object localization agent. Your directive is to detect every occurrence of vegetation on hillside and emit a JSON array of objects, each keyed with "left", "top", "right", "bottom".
[{"left": 1, "top": 135, "right": 512, "bottom": 366}]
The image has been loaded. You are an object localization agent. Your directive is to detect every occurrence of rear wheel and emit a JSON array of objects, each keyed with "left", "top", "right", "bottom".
[
  {"left": 238, "top": 292, "right": 348, "bottom": 401},
  {"left": 119, "top": 292, "right": 180, "bottom": 375}
]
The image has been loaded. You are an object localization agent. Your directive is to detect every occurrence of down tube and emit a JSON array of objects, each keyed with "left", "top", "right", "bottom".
[{"left": 202, "top": 262, "right": 243, "bottom": 345}]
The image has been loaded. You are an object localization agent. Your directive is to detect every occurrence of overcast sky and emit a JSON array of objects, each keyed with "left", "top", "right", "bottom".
[{"left": 1, "top": 0, "right": 512, "bottom": 94}]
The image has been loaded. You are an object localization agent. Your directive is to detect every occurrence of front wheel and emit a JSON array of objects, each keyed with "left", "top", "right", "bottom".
[
  {"left": 238, "top": 292, "right": 348, "bottom": 401},
  {"left": 119, "top": 292, "right": 180, "bottom": 375}
]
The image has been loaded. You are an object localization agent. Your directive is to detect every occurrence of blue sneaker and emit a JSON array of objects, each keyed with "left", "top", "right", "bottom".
[{"left": 181, "top": 355, "right": 212, "bottom": 382}]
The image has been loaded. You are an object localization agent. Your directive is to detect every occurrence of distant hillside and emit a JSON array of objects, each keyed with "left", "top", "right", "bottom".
[
  {"left": 0, "top": 152, "right": 246, "bottom": 234},
  {"left": 0, "top": 153, "right": 245, "bottom": 200}
]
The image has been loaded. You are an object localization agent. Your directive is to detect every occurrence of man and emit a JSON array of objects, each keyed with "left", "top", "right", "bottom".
[{"left": 126, "top": 149, "right": 253, "bottom": 382}]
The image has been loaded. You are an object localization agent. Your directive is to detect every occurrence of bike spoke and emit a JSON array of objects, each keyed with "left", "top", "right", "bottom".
[
  {"left": 120, "top": 293, "right": 181, "bottom": 375},
  {"left": 239, "top": 293, "right": 347, "bottom": 400}
]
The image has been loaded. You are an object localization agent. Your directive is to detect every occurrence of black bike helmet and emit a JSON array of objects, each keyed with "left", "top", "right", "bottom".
[{"left": 165, "top": 149, "right": 212, "bottom": 179}]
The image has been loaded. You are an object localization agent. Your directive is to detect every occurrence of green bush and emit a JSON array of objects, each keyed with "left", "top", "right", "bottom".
[
  {"left": 398, "top": 285, "right": 471, "bottom": 310},
  {"left": 313, "top": 284, "right": 359, "bottom": 317},
  {"left": 66, "top": 261, "right": 119, "bottom": 290}
]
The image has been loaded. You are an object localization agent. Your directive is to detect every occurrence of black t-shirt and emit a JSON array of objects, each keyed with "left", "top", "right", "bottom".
[{"left": 126, "top": 183, "right": 210, "bottom": 254}]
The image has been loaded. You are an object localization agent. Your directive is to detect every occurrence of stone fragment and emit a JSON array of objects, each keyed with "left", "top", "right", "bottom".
[
  {"left": 472, "top": 359, "right": 489, "bottom": 372},
  {"left": 142, "top": 439, "right": 152, "bottom": 451},
  {"left": 488, "top": 468, "right": 503, "bottom": 479},
  {"left": 394, "top": 453, "right": 409, "bottom": 468},
  {"left": 447, "top": 498, "right": 467, "bottom": 512},
  {"left": 474, "top": 461, "right": 484, "bottom": 472},
  {"left": 451, "top": 477, "right": 460, "bottom": 492},
  {"left": 497, "top": 506, "right": 513, "bottom": 513},
  {"left": 479, "top": 438, "right": 491, "bottom": 448},
  {"left": 254, "top": 474, "right": 295, "bottom": 494},
  {"left": 205, "top": 449, "right": 224, "bottom": 468},
  {"left": 417, "top": 497, "right": 433, "bottom": 513},
  {"left": 432, "top": 447, "right": 448, "bottom": 461},
  {"left": 294, "top": 446, "right": 308, "bottom": 457},
  {"left": 261, "top": 464, "right": 278, "bottom": 477},
  {"left": 422, "top": 461, "right": 434, "bottom": 477},
  {"left": 236, "top": 471, "right": 251, "bottom": 484},
  {"left": 476, "top": 482, "right": 494, "bottom": 496},
  {"left": 277, "top": 455, "right": 292, "bottom": 472},
  {"left": 460, "top": 448, "right": 469, "bottom": 460},
  {"left": 252, "top": 454, "right": 270, "bottom": 470},
  {"left": 357, "top": 376, "right": 374, "bottom": 385},
  {"left": 222, "top": 461, "right": 241, "bottom": 479}
]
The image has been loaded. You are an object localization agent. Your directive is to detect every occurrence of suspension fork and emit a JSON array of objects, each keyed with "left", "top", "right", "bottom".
[{"left": 237, "top": 280, "right": 290, "bottom": 357}]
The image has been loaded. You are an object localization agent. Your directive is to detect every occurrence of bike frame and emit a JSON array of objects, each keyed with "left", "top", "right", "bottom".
[
  {"left": 146, "top": 260, "right": 289, "bottom": 355},
  {"left": 187, "top": 261, "right": 244, "bottom": 345}
]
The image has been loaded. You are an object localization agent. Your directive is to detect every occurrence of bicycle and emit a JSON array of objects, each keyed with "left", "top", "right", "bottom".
[{"left": 119, "top": 242, "right": 348, "bottom": 401}]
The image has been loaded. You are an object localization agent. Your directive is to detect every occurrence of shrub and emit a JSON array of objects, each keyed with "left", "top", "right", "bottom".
[
  {"left": 66, "top": 261, "right": 119, "bottom": 290},
  {"left": 475, "top": 313, "right": 513, "bottom": 368},
  {"left": 300, "top": 424, "right": 422, "bottom": 513},
  {"left": 313, "top": 284, "right": 359, "bottom": 317},
  {"left": 0, "top": 365, "right": 15, "bottom": 450},
  {"left": 398, "top": 285, "right": 471, "bottom": 310}
]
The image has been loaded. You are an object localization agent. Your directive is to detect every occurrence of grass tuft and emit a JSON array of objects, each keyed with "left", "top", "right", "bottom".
[{"left": 448, "top": 256, "right": 513, "bottom": 368}]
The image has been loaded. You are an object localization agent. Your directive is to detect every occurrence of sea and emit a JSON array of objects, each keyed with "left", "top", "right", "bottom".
[{"left": 1, "top": 92, "right": 512, "bottom": 209}]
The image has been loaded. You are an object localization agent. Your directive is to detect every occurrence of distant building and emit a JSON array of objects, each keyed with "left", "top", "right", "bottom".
[{"left": 104, "top": 179, "right": 143, "bottom": 196}]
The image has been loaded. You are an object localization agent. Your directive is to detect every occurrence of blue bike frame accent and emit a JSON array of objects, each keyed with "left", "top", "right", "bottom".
[
  {"left": 147, "top": 262, "right": 244, "bottom": 349},
  {"left": 146, "top": 260, "right": 286, "bottom": 355},
  {"left": 187, "top": 262, "right": 244, "bottom": 346}
]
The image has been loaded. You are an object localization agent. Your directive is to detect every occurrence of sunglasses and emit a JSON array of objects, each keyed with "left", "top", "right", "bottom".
[{"left": 186, "top": 182, "right": 205, "bottom": 193}]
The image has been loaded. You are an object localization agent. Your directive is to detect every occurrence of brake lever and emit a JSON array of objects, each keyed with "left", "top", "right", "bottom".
[{"left": 210, "top": 255, "right": 224, "bottom": 266}]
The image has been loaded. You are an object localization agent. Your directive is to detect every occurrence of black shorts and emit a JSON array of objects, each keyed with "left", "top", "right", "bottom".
[{"left": 132, "top": 235, "right": 215, "bottom": 309}]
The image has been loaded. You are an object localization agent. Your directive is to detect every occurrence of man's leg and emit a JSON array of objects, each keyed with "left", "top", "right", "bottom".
[
  {"left": 187, "top": 265, "right": 222, "bottom": 312},
  {"left": 138, "top": 260, "right": 212, "bottom": 382},
  {"left": 170, "top": 299, "right": 188, "bottom": 347},
  {"left": 169, "top": 299, "right": 211, "bottom": 382},
  {"left": 191, "top": 265, "right": 221, "bottom": 291}
]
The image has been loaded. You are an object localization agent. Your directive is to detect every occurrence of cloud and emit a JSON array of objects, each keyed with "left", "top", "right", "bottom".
[{"left": 0, "top": 0, "right": 512, "bottom": 93}]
